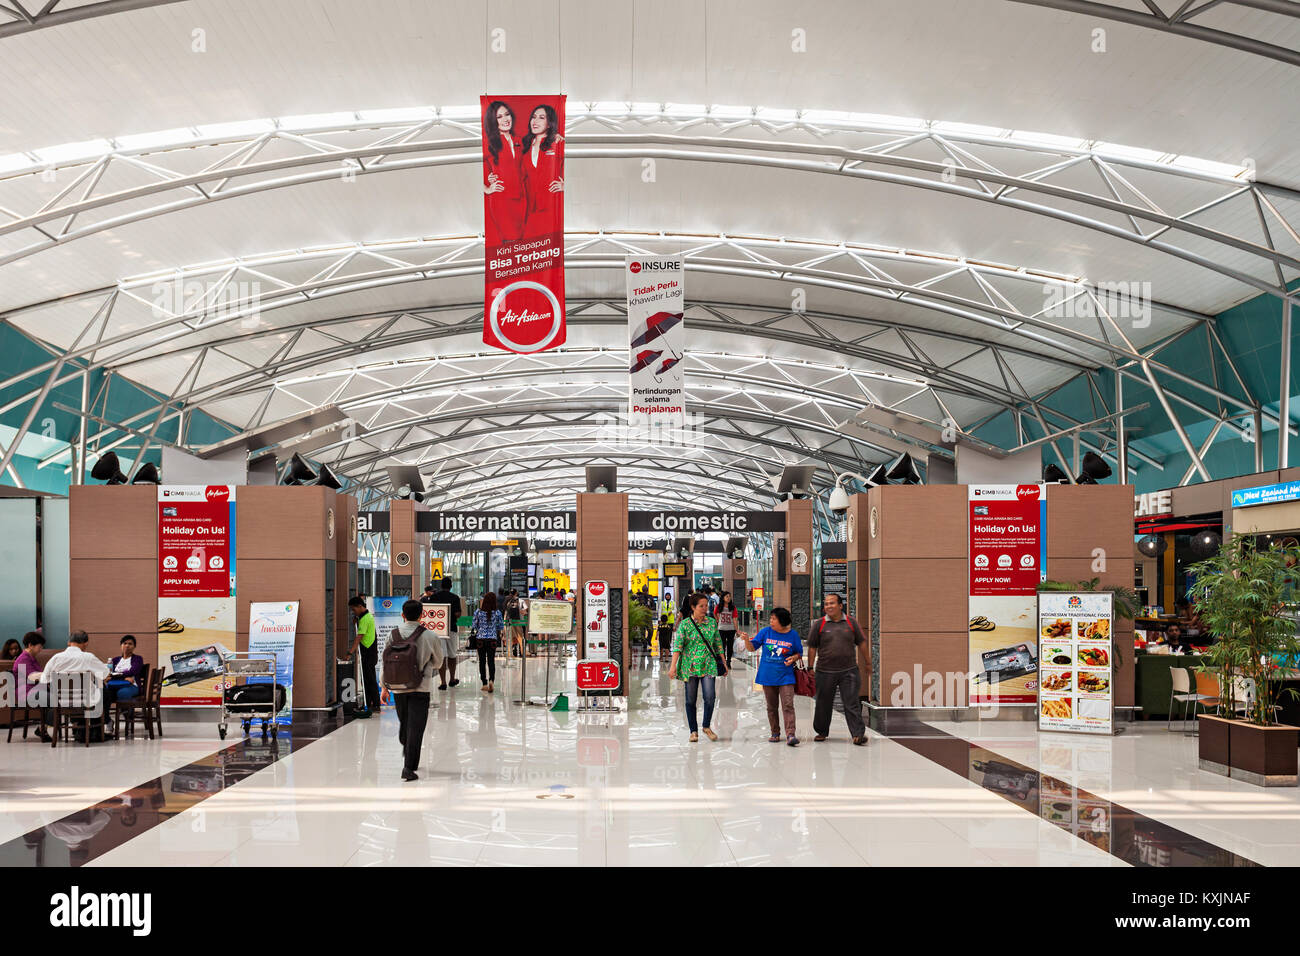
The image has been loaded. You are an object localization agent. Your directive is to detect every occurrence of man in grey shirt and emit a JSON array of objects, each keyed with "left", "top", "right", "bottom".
[
  {"left": 806, "top": 593, "right": 869, "bottom": 745},
  {"left": 380, "top": 599, "right": 443, "bottom": 781}
]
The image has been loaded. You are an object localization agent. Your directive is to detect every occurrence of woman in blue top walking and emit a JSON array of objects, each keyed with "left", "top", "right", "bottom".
[
  {"left": 737, "top": 606, "right": 803, "bottom": 745},
  {"left": 473, "top": 591, "right": 506, "bottom": 693}
]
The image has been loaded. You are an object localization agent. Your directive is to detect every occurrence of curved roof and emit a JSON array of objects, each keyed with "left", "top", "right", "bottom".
[{"left": 1, "top": 0, "right": 1297, "bottom": 513}]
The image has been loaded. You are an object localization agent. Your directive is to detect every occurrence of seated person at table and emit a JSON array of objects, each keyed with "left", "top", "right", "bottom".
[
  {"left": 106, "top": 635, "right": 145, "bottom": 704},
  {"left": 13, "top": 631, "right": 51, "bottom": 742},
  {"left": 1164, "top": 624, "right": 1194, "bottom": 654},
  {"left": 38, "top": 631, "right": 111, "bottom": 729}
]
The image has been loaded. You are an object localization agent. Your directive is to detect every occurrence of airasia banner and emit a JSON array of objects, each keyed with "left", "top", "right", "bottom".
[
  {"left": 482, "top": 94, "right": 566, "bottom": 353},
  {"left": 967, "top": 484, "right": 1046, "bottom": 705},
  {"left": 583, "top": 580, "right": 610, "bottom": 661},
  {"left": 626, "top": 256, "right": 685, "bottom": 427},
  {"left": 158, "top": 486, "right": 236, "bottom": 597}
]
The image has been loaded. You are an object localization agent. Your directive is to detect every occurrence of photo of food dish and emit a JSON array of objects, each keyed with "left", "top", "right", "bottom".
[
  {"left": 1041, "top": 671, "right": 1072, "bottom": 692},
  {"left": 1041, "top": 644, "right": 1069, "bottom": 664},
  {"left": 1077, "top": 619, "right": 1111, "bottom": 640},
  {"left": 1076, "top": 671, "right": 1110, "bottom": 694},
  {"left": 1041, "top": 698, "right": 1073, "bottom": 719},
  {"left": 1041, "top": 618, "right": 1070, "bottom": 639},
  {"left": 1078, "top": 646, "right": 1109, "bottom": 668}
]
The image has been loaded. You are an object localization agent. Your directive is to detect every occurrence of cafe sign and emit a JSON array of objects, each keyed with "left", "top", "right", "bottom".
[{"left": 1134, "top": 489, "right": 1173, "bottom": 518}]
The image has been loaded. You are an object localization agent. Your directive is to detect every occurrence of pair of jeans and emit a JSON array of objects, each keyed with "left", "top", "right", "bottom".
[
  {"left": 358, "top": 641, "right": 380, "bottom": 712},
  {"left": 719, "top": 630, "right": 736, "bottom": 667},
  {"left": 813, "top": 667, "right": 865, "bottom": 739},
  {"left": 394, "top": 691, "right": 430, "bottom": 773},
  {"left": 683, "top": 675, "right": 716, "bottom": 732},
  {"left": 477, "top": 640, "right": 497, "bottom": 684},
  {"left": 762, "top": 683, "right": 796, "bottom": 736},
  {"left": 105, "top": 679, "right": 139, "bottom": 705}
]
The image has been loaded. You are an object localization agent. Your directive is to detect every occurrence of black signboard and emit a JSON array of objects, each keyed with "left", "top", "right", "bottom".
[
  {"left": 821, "top": 542, "right": 847, "bottom": 601},
  {"left": 417, "top": 511, "right": 575, "bottom": 534},
  {"left": 628, "top": 511, "right": 785, "bottom": 533},
  {"left": 360, "top": 510, "right": 784, "bottom": 537},
  {"left": 357, "top": 511, "right": 389, "bottom": 534}
]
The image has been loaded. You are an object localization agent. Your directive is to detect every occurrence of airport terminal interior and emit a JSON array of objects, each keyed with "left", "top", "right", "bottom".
[{"left": 2, "top": 0, "right": 1300, "bottom": 875}]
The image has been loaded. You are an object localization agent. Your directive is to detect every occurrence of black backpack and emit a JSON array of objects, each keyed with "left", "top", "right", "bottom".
[{"left": 382, "top": 625, "right": 426, "bottom": 690}]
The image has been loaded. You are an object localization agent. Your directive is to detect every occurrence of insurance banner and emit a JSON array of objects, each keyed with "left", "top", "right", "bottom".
[
  {"left": 481, "top": 94, "right": 566, "bottom": 354},
  {"left": 248, "top": 601, "right": 298, "bottom": 725},
  {"left": 626, "top": 255, "right": 685, "bottom": 426},
  {"left": 968, "top": 484, "right": 1046, "bottom": 705}
]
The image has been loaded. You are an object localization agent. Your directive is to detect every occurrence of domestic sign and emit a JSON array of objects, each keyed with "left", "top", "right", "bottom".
[
  {"left": 481, "top": 94, "right": 567, "bottom": 354},
  {"left": 627, "top": 255, "right": 685, "bottom": 427},
  {"left": 416, "top": 511, "right": 575, "bottom": 533},
  {"left": 583, "top": 580, "right": 610, "bottom": 660},
  {"left": 628, "top": 510, "right": 785, "bottom": 532},
  {"left": 576, "top": 660, "right": 621, "bottom": 691},
  {"left": 1231, "top": 480, "right": 1300, "bottom": 509},
  {"left": 1134, "top": 489, "right": 1173, "bottom": 518},
  {"left": 968, "top": 484, "right": 1047, "bottom": 706},
  {"left": 1038, "top": 591, "right": 1114, "bottom": 735}
]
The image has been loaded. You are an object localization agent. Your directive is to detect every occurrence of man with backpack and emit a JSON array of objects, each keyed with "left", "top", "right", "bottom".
[
  {"left": 806, "top": 593, "right": 869, "bottom": 746},
  {"left": 379, "top": 599, "right": 443, "bottom": 781}
]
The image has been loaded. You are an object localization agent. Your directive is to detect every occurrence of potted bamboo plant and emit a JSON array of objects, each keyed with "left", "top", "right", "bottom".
[{"left": 1186, "top": 536, "right": 1300, "bottom": 787}]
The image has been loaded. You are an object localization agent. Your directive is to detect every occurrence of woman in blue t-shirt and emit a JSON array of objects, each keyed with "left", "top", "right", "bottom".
[{"left": 738, "top": 606, "right": 803, "bottom": 746}]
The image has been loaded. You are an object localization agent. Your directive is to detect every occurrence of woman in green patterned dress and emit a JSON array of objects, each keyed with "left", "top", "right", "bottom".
[{"left": 670, "top": 592, "right": 728, "bottom": 741}]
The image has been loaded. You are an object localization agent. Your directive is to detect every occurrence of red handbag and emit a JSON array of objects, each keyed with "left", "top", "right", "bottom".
[{"left": 794, "top": 665, "right": 816, "bottom": 698}]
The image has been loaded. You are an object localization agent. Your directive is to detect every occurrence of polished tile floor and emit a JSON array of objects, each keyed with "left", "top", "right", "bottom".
[{"left": 2, "top": 652, "right": 1296, "bottom": 866}]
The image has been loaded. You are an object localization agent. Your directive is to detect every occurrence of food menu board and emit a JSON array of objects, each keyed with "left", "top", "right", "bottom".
[{"left": 1037, "top": 591, "right": 1114, "bottom": 735}]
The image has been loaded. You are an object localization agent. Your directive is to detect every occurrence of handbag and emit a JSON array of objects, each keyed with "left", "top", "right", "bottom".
[
  {"left": 689, "top": 619, "right": 727, "bottom": 676},
  {"left": 467, "top": 614, "right": 479, "bottom": 651},
  {"left": 794, "top": 664, "right": 816, "bottom": 698}
]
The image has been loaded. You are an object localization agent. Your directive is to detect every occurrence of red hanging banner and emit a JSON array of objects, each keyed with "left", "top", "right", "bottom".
[{"left": 481, "top": 94, "right": 566, "bottom": 353}]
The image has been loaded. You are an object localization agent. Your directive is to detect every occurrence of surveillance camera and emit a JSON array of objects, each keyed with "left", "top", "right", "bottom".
[{"left": 828, "top": 485, "right": 851, "bottom": 515}]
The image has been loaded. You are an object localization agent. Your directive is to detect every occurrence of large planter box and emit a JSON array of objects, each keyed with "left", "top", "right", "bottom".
[{"left": 1199, "top": 715, "right": 1298, "bottom": 787}]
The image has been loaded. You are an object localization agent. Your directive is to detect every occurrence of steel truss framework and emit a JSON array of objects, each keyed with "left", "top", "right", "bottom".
[{"left": 0, "top": 227, "right": 1284, "bottom": 501}]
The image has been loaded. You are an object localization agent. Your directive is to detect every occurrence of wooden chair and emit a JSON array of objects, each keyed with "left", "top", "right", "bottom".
[
  {"left": 109, "top": 663, "right": 150, "bottom": 739},
  {"left": 115, "top": 667, "right": 163, "bottom": 740},
  {"left": 51, "top": 677, "right": 102, "bottom": 748}
]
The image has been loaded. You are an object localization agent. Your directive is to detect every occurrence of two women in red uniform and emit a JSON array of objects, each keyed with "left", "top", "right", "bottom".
[{"left": 483, "top": 101, "right": 564, "bottom": 242}]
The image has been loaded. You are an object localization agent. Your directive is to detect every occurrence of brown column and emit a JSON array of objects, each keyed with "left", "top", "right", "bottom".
[
  {"left": 335, "top": 492, "right": 358, "bottom": 657},
  {"left": 774, "top": 498, "right": 814, "bottom": 638},
  {"left": 389, "top": 499, "right": 416, "bottom": 597},
  {"left": 723, "top": 557, "right": 748, "bottom": 609},
  {"left": 576, "top": 492, "right": 629, "bottom": 692},
  {"left": 237, "top": 486, "right": 337, "bottom": 710},
  {"left": 846, "top": 491, "right": 872, "bottom": 694}
]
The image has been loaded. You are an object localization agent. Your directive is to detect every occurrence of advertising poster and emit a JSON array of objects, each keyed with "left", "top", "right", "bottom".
[
  {"left": 367, "top": 596, "right": 404, "bottom": 658},
  {"left": 626, "top": 255, "right": 685, "bottom": 427},
  {"left": 1038, "top": 592, "right": 1114, "bottom": 735},
  {"left": 248, "top": 601, "right": 298, "bottom": 725},
  {"left": 158, "top": 597, "right": 234, "bottom": 706},
  {"left": 419, "top": 603, "right": 451, "bottom": 637},
  {"left": 481, "top": 94, "right": 566, "bottom": 354},
  {"left": 820, "top": 542, "right": 847, "bottom": 601},
  {"left": 158, "top": 485, "right": 235, "bottom": 597},
  {"left": 583, "top": 580, "right": 610, "bottom": 660},
  {"left": 968, "top": 484, "right": 1046, "bottom": 705}
]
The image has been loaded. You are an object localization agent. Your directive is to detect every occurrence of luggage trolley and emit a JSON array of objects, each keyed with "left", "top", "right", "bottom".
[{"left": 218, "top": 651, "right": 280, "bottom": 740}]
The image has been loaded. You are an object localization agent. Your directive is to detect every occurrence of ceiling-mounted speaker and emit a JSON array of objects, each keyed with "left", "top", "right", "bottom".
[
  {"left": 1076, "top": 451, "right": 1112, "bottom": 485},
  {"left": 1137, "top": 534, "right": 1167, "bottom": 558},
  {"left": 886, "top": 453, "right": 922, "bottom": 485},
  {"left": 90, "top": 451, "right": 127, "bottom": 485},
  {"left": 867, "top": 463, "right": 890, "bottom": 486},
  {"left": 1043, "top": 463, "right": 1070, "bottom": 484},
  {"left": 283, "top": 453, "right": 317, "bottom": 486},
  {"left": 313, "top": 463, "right": 342, "bottom": 490},
  {"left": 132, "top": 462, "right": 160, "bottom": 485}
]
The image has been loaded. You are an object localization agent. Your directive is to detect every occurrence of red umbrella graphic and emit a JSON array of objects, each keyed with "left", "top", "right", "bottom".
[
  {"left": 630, "top": 348, "right": 663, "bottom": 375},
  {"left": 655, "top": 355, "right": 683, "bottom": 381},
  {"left": 631, "top": 311, "right": 683, "bottom": 349}
]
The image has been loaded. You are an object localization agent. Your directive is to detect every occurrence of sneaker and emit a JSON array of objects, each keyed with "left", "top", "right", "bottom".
[{"left": 787, "top": 735, "right": 800, "bottom": 747}]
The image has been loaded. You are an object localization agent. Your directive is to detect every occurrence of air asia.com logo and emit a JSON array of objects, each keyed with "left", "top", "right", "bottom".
[
  {"left": 587, "top": 581, "right": 606, "bottom": 596},
  {"left": 488, "top": 281, "right": 562, "bottom": 353},
  {"left": 49, "top": 886, "right": 151, "bottom": 936},
  {"left": 205, "top": 486, "right": 230, "bottom": 502},
  {"left": 1016, "top": 485, "right": 1041, "bottom": 499}
]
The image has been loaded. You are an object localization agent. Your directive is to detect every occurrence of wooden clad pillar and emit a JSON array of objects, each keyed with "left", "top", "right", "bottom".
[
  {"left": 1045, "top": 483, "right": 1137, "bottom": 709},
  {"left": 774, "top": 498, "right": 814, "bottom": 640},
  {"left": 237, "top": 486, "right": 337, "bottom": 710},
  {"left": 335, "top": 492, "right": 358, "bottom": 657},
  {"left": 70, "top": 485, "right": 159, "bottom": 666},
  {"left": 871, "top": 485, "right": 969, "bottom": 707},
  {"left": 576, "top": 492, "right": 628, "bottom": 693},
  {"left": 389, "top": 499, "right": 416, "bottom": 597},
  {"left": 846, "top": 491, "right": 872, "bottom": 696}
]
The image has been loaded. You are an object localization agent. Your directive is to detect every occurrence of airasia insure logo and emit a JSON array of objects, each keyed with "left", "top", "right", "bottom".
[
  {"left": 205, "top": 486, "right": 230, "bottom": 503},
  {"left": 629, "top": 262, "right": 641, "bottom": 274},
  {"left": 628, "top": 260, "right": 680, "bottom": 274}
]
